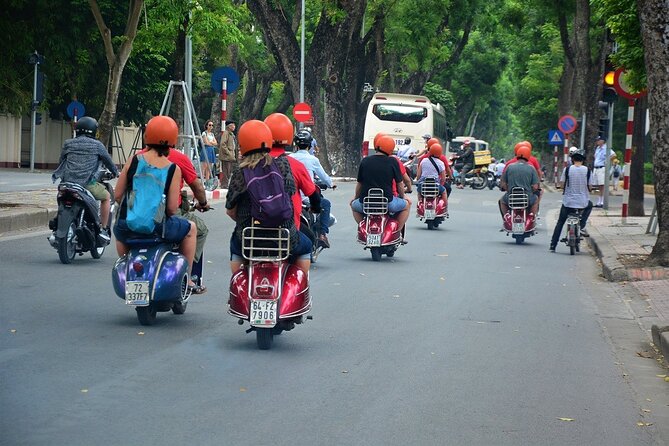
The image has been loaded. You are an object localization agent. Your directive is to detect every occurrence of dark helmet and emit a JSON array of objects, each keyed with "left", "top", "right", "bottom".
[
  {"left": 75, "top": 116, "right": 98, "bottom": 137},
  {"left": 294, "top": 130, "right": 313, "bottom": 149},
  {"left": 404, "top": 137, "right": 411, "bottom": 144}
]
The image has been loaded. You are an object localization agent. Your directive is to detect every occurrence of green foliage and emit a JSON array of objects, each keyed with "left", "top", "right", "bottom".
[
  {"left": 422, "top": 82, "right": 456, "bottom": 122},
  {"left": 644, "top": 162, "right": 654, "bottom": 185}
]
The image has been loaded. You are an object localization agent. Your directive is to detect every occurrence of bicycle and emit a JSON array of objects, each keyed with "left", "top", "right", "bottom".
[{"left": 561, "top": 208, "right": 583, "bottom": 255}]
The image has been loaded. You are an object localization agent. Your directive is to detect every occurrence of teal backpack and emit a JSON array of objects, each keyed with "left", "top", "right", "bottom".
[{"left": 125, "top": 154, "right": 176, "bottom": 235}]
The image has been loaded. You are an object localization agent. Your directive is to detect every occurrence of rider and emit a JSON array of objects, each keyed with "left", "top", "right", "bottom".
[
  {"left": 396, "top": 137, "right": 416, "bottom": 161},
  {"left": 225, "top": 120, "right": 311, "bottom": 274},
  {"left": 113, "top": 116, "right": 197, "bottom": 287},
  {"left": 499, "top": 145, "right": 539, "bottom": 219},
  {"left": 290, "top": 129, "right": 335, "bottom": 248},
  {"left": 52, "top": 116, "right": 120, "bottom": 242},
  {"left": 351, "top": 135, "right": 411, "bottom": 235},
  {"left": 454, "top": 139, "right": 474, "bottom": 189},
  {"left": 503, "top": 141, "right": 543, "bottom": 208},
  {"left": 415, "top": 143, "right": 448, "bottom": 204},
  {"left": 549, "top": 147, "right": 593, "bottom": 252},
  {"left": 418, "top": 137, "right": 453, "bottom": 196}
]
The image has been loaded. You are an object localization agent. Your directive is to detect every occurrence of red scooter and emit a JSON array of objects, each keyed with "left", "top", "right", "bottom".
[
  {"left": 357, "top": 188, "right": 404, "bottom": 261},
  {"left": 228, "top": 227, "right": 312, "bottom": 350},
  {"left": 416, "top": 178, "right": 448, "bottom": 230},
  {"left": 502, "top": 187, "right": 536, "bottom": 244}
]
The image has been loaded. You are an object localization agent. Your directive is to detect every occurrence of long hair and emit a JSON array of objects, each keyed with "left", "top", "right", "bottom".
[
  {"left": 146, "top": 144, "right": 170, "bottom": 157},
  {"left": 239, "top": 151, "right": 273, "bottom": 169}
]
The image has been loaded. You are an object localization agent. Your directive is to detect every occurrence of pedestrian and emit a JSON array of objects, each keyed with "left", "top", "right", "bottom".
[
  {"left": 199, "top": 120, "right": 217, "bottom": 188},
  {"left": 219, "top": 120, "right": 237, "bottom": 187},
  {"left": 591, "top": 136, "right": 615, "bottom": 207},
  {"left": 304, "top": 127, "right": 320, "bottom": 155},
  {"left": 610, "top": 157, "right": 622, "bottom": 192}
]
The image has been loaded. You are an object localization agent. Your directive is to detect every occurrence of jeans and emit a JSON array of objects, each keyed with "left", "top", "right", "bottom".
[
  {"left": 318, "top": 197, "right": 332, "bottom": 234},
  {"left": 550, "top": 201, "right": 593, "bottom": 248}
]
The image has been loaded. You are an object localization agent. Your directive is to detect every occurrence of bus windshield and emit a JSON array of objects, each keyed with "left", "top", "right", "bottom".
[{"left": 372, "top": 104, "right": 427, "bottom": 123}]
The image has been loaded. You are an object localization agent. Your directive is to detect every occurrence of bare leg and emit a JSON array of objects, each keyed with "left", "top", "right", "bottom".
[
  {"left": 100, "top": 198, "right": 111, "bottom": 228},
  {"left": 230, "top": 260, "right": 243, "bottom": 274},
  {"left": 352, "top": 208, "right": 364, "bottom": 224},
  {"left": 499, "top": 199, "right": 509, "bottom": 216},
  {"left": 396, "top": 207, "right": 410, "bottom": 231},
  {"left": 180, "top": 222, "right": 197, "bottom": 283},
  {"left": 295, "top": 259, "right": 311, "bottom": 275},
  {"left": 116, "top": 241, "right": 129, "bottom": 257}
]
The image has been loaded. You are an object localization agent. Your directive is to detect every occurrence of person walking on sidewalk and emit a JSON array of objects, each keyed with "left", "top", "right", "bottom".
[
  {"left": 591, "top": 136, "right": 615, "bottom": 207},
  {"left": 218, "top": 120, "right": 237, "bottom": 187},
  {"left": 52, "top": 116, "right": 119, "bottom": 240},
  {"left": 549, "top": 147, "right": 593, "bottom": 252}
]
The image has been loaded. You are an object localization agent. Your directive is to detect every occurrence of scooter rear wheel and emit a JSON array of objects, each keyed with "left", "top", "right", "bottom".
[
  {"left": 136, "top": 305, "right": 157, "bottom": 326},
  {"left": 57, "top": 222, "right": 77, "bottom": 264},
  {"left": 256, "top": 328, "right": 273, "bottom": 350},
  {"left": 427, "top": 220, "right": 435, "bottom": 230},
  {"left": 370, "top": 247, "right": 382, "bottom": 262}
]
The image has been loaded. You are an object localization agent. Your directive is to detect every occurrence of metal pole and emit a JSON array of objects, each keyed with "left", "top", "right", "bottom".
[
  {"left": 221, "top": 78, "right": 227, "bottom": 130},
  {"left": 300, "top": 0, "right": 305, "bottom": 103},
  {"left": 579, "top": 113, "right": 586, "bottom": 153},
  {"left": 603, "top": 102, "right": 614, "bottom": 209},
  {"left": 184, "top": 34, "right": 193, "bottom": 152},
  {"left": 29, "top": 61, "right": 38, "bottom": 172},
  {"left": 553, "top": 144, "right": 558, "bottom": 185},
  {"left": 622, "top": 99, "right": 634, "bottom": 223}
]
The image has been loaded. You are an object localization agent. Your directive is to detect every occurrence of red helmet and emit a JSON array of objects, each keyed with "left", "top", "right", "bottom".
[
  {"left": 264, "top": 113, "right": 294, "bottom": 146},
  {"left": 427, "top": 138, "right": 440, "bottom": 149},
  {"left": 516, "top": 145, "right": 531, "bottom": 161},
  {"left": 144, "top": 116, "right": 178, "bottom": 147},
  {"left": 429, "top": 143, "right": 443, "bottom": 157},
  {"left": 373, "top": 132, "right": 386, "bottom": 148},
  {"left": 238, "top": 120, "right": 273, "bottom": 156},
  {"left": 376, "top": 136, "right": 395, "bottom": 155}
]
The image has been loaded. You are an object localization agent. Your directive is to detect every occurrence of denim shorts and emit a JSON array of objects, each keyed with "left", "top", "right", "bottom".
[
  {"left": 351, "top": 196, "right": 407, "bottom": 214},
  {"left": 230, "top": 231, "right": 312, "bottom": 262},
  {"left": 114, "top": 216, "right": 191, "bottom": 243}
]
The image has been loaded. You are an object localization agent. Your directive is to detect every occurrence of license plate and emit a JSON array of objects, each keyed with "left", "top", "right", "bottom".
[
  {"left": 250, "top": 299, "right": 277, "bottom": 326},
  {"left": 425, "top": 209, "right": 435, "bottom": 219},
  {"left": 125, "top": 281, "right": 150, "bottom": 306},
  {"left": 512, "top": 222, "right": 525, "bottom": 233},
  {"left": 367, "top": 233, "right": 381, "bottom": 246}
]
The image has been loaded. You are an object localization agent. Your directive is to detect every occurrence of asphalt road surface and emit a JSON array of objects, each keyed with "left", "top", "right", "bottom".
[{"left": 1, "top": 184, "right": 667, "bottom": 445}]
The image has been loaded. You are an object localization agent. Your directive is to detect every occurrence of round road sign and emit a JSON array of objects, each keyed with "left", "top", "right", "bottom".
[
  {"left": 66, "top": 100, "right": 85, "bottom": 119},
  {"left": 613, "top": 68, "right": 646, "bottom": 100},
  {"left": 293, "top": 102, "right": 313, "bottom": 123},
  {"left": 557, "top": 114, "right": 578, "bottom": 134},
  {"left": 211, "top": 66, "right": 240, "bottom": 94}
]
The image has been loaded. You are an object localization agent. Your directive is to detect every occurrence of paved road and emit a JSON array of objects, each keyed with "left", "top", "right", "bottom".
[{"left": 1, "top": 184, "right": 666, "bottom": 445}]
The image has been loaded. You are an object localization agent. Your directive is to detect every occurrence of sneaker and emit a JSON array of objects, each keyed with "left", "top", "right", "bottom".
[
  {"left": 318, "top": 233, "right": 330, "bottom": 249},
  {"left": 97, "top": 228, "right": 111, "bottom": 245},
  {"left": 594, "top": 203, "right": 603, "bottom": 208},
  {"left": 580, "top": 228, "right": 589, "bottom": 237},
  {"left": 549, "top": 245, "right": 556, "bottom": 252}
]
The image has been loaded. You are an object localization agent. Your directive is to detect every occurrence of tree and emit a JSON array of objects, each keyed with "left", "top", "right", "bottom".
[
  {"left": 638, "top": 0, "right": 669, "bottom": 266},
  {"left": 89, "top": 0, "right": 144, "bottom": 147}
]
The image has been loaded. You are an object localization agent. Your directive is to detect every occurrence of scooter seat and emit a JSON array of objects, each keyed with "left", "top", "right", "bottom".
[{"left": 125, "top": 237, "right": 170, "bottom": 247}]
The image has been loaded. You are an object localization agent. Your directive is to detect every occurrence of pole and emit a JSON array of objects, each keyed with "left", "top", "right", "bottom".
[
  {"left": 553, "top": 144, "right": 558, "bottom": 185},
  {"left": 579, "top": 113, "right": 586, "bottom": 152},
  {"left": 220, "top": 78, "right": 227, "bottom": 132},
  {"left": 563, "top": 135, "right": 569, "bottom": 174},
  {"left": 622, "top": 99, "right": 635, "bottom": 223},
  {"left": 184, "top": 34, "right": 193, "bottom": 153},
  {"left": 30, "top": 60, "right": 38, "bottom": 172},
  {"left": 603, "top": 102, "right": 614, "bottom": 209},
  {"left": 300, "top": 0, "right": 305, "bottom": 103}
]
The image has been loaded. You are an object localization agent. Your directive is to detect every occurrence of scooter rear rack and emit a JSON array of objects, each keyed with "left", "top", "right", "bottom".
[
  {"left": 363, "top": 188, "right": 389, "bottom": 215},
  {"left": 241, "top": 226, "right": 290, "bottom": 261}
]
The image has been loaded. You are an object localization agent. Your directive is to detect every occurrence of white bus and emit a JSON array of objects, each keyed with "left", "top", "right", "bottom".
[{"left": 361, "top": 93, "right": 449, "bottom": 156}]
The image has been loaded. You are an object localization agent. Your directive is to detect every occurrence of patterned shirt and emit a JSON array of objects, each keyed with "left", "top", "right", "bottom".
[{"left": 52, "top": 136, "right": 119, "bottom": 185}]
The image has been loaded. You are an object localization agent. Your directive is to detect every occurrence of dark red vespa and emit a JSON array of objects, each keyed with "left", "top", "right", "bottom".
[
  {"left": 416, "top": 178, "right": 448, "bottom": 230},
  {"left": 228, "top": 226, "right": 312, "bottom": 349},
  {"left": 357, "top": 188, "right": 404, "bottom": 261}
]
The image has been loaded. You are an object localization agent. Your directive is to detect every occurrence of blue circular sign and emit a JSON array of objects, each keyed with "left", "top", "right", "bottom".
[
  {"left": 211, "top": 66, "right": 240, "bottom": 94},
  {"left": 66, "top": 100, "right": 86, "bottom": 119},
  {"left": 557, "top": 114, "right": 577, "bottom": 134}
]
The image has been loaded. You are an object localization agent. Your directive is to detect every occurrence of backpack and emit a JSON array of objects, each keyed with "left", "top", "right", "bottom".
[
  {"left": 613, "top": 164, "right": 621, "bottom": 178},
  {"left": 125, "top": 154, "right": 176, "bottom": 234},
  {"left": 242, "top": 158, "right": 293, "bottom": 227},
  {"left": 563, "top": 164, "right": 591, "bottom": 195}
]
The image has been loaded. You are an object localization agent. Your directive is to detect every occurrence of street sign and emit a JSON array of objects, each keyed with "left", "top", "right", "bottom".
[
  {"left": 293, "top": 102, "right": 313, "bottom": 123},
  {"left": 557, "top": 115, "right": 578, "bottom": 134},
  {"left": 548, "top": 130, "right": 564, "bottom": 145},
  {"left": 613, "top": 68, "right": 646, "bottom": 100},
  {"left": 211, "top": 66, "right": 240, "bottom": 94},
  {"left": 66, "top": 100, "right": 85, "bottom": 119}
]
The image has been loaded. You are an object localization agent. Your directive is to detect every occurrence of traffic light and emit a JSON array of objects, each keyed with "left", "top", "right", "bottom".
[
  {"left": 35, "top": 112, "right": 42, "bottom": 125},
  {"left": 602, "top": 58, "right": 617, "bottom": 104},
  {"left": 598, "top": 118, "right": 608, "bottom": 141}
]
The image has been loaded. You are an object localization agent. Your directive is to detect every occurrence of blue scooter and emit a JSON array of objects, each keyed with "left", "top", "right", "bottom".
[{"left": 112, "top": 238, "right": 191, "bottom": 326}]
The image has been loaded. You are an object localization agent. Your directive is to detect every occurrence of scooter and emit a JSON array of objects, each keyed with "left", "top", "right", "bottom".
[
  {"left": 48, "top": 168, "right": 115, "bottom": 264},
  {"left": 562, "top": 209, "right": 583, "bottom": 255},
  {"left": 112, "top": 236, "right": 192, "bottom": 326},
  {"left": 450, "top": 157, "right": 488, "bottom": 190},
  {"left": 228, "top": 226, "right": 312, "bottom": 350},
  {"left": 416, "top": 178, "right": 448, "bottom": 230},
  {"left": 486, "top": 170, "right": 498, "bottom": 190},
  {"left": 502, "top": 187, "right": 536, "bottom": 244},
  {"left": 357, "top": 188, "right": 404, "bottom": 261}
]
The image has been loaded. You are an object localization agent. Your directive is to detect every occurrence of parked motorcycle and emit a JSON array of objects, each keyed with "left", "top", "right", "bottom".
[
  {"left": 48, "top": 169, "right": 115, "bottom": 264},
  {"left": 562, "top": 209, "right": 583, "bottom": 255},
  {"left": 228, "top": 226, "right": 312, "bottom": 350},
  {"left": 416, "top": 178, "right": 448, "bottom": 230},
  {"left": 357, "top": 188, "right": 404, "bottom": 261},
  {"left": 300, "top": 181, "right": 336, "bottom": 262},
  {"left": 502, "top": 187, "right": 536, "bottom": 244}
]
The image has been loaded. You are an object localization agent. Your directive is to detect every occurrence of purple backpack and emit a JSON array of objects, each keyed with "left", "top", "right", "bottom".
[{"left": 242, "top": 159, "right": 293, "bottom": 227}]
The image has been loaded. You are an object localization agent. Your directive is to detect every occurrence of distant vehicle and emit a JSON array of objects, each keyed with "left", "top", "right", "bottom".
[
  {"left": 447, "top": 136, "right": 492, "bottom": 167},
  {"left": 361, "top": 93, "right": 450, "bottom": 157}
]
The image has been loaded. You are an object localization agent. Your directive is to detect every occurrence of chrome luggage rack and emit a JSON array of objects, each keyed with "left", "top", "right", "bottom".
[
  {"left": 242, "top": 226, "right": 290, "bottom": 261},
  {"left": 508, "top": 187, "right": 529, "bottom": 210},
  {"left": 420, "top": 178, "right": 440, "bottom": 198},
  {"left": 363, "top": 188, "right": 389, "bottom": 215}
]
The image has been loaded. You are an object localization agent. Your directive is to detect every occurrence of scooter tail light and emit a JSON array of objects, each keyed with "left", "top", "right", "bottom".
[{"left": 132, "top": 261, "right": 144, "bottom": 275}]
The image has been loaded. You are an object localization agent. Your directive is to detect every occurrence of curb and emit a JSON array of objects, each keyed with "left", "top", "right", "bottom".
[
  {"left": 651, "top": 325, "right": 669, "bottom": 366},
  {"left": 0, "top": 206, "right": 57, "bottom": 235}
]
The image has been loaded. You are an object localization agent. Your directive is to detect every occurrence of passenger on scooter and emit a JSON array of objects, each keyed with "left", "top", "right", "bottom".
[
  {"left": 290, "top": 129, "right": 335, "bottom": 248},
  {"left": 499, "top": 145, "right": 539, "bottom": 219},
  {"left": 549, "top": 147, "right": 593, "bottom": 252},
  {"left": 396, "top": 137, "right": 417, "bottom": 161},
  {"left": 113, "top": 116, "right": 198, "bottom": 287},
  {"left": 351, "top": 136, "right": 411, "bottom": 235},
  {"left": 225, "top": 120, "right": 311, "bottom": 274},
  {"left": 264, "top": 113, "right": 322, "bottom": 233},
  {"left": 418, "top": 138, "right": 453, "bottom": 196},
  {"left": 503, "top": 141, "right": 543, "bottom": 208},
  {"left": 52, "top": 116, "right": 120, "bottom": 241},
  {"left": 374, "top": 133, "right": 413, "bottom": 200},
  {"left": 454, "top": 139, "right": 474, "bottom": 189},
  {"left": 416, "top": 143, "right": 448, "bottom": 203}
]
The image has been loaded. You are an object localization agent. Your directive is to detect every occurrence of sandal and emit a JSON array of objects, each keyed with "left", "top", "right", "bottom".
[{"left": 189, "top": 284, "right": 207, "bottom": 294}]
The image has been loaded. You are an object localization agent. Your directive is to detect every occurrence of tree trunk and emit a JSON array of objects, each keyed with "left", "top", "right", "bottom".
[
  {"left": 89, "top": 0, "right": 143, "bottom": 148},
  {"left": 638, "top": 0, "right": 669, "bottom": 266},
  {"left": 629, "top": 95, "right": 647, "bottom": 216}
]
